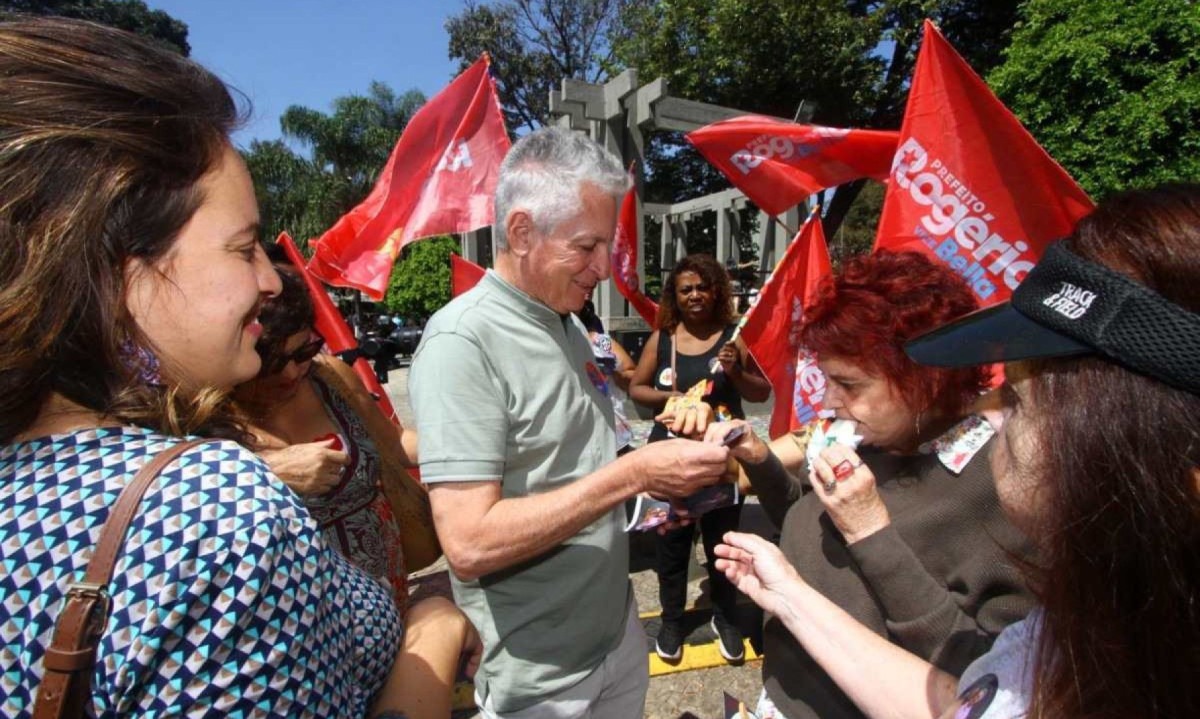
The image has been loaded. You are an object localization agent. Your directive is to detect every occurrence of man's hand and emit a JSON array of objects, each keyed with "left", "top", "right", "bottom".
[
  {"left": 632, "top": 438, "right": 729, "bottom": 498},
  {"left": 259, "top": 438, "right": 349, "bottom": 496}
]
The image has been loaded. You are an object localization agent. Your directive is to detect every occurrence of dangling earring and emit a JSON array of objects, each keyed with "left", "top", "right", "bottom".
[
  {"left": 914, "top": 410, "right": 922, "bottom": 439},
  {"left": 119, "top": 336, "right": 163, "bottom": 387}
]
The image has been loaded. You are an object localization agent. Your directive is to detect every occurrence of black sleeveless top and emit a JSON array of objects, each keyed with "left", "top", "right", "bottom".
[{"left": 647, "top": 324, "right": 745, "bottom": 442}]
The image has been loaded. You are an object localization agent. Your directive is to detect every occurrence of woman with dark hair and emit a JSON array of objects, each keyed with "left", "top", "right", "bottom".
[
  {"left": 710, "top": 183, "right": 1200, "bottom": 719},
  {"left": 629, "top": 253, "right": 770, "bottom": 663},
  {"left": 234, "top": 266, "right": 433, "bottom": 612},
  {"left": 0, "top": 18, "right": 473, "bottom": 717},
  {"left": 718, "top": 251, "right": 1035, "bottom": 719}
]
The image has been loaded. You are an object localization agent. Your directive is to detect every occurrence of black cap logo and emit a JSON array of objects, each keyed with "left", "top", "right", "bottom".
[{"left": 1042, "top": 281, "right": 1096, "bottom": 320}]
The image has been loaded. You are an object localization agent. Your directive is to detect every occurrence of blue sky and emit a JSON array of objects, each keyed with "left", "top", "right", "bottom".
[{"left": 146, "top": 0, "right": 469, "bottom": 149}]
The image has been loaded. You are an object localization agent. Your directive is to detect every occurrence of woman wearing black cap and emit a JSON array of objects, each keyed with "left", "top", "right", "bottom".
[{"left": 706, "top": 184, "right": 1200, "bottom": 719}]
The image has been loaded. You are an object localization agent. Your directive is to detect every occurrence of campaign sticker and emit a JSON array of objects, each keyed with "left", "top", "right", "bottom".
[{"left": 585, "top": 362, "right": 609, "bottom": 395}]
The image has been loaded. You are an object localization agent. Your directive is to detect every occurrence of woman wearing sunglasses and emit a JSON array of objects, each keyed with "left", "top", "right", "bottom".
[{"left": 234, "top": 264, "right": 423, "bottom": 612}]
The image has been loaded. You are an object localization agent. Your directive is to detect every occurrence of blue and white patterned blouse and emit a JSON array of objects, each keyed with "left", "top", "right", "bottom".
[{"left": 0, "top": 426, "right": 403, "bottom": 717}]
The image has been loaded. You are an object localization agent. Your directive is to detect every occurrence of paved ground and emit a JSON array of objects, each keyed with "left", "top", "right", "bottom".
[{"left": 386, "top": 365, "right": 776, "bottom": 719}]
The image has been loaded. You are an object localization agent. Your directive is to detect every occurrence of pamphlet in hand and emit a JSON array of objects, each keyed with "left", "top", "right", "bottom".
[
  {"left": 624, "top": 483, "right": 740, "bottom": 532},
  {"left": 625, "top": 425, "right": 746, "bottom": 532}
]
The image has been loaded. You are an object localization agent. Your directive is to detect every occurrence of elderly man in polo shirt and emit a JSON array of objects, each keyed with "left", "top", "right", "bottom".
[{"left": 409, "top": 127, "right": 732, "bottom": 718}]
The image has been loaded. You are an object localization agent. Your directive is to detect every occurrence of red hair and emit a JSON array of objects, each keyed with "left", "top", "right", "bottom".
[{"left": 800, "top": 251, "right": 987, "bottom": 419}]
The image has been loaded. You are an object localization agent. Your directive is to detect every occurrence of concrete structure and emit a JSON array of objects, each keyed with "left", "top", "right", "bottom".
[{"left": 459, "top": 70, "right": 813, "bottom": 331}]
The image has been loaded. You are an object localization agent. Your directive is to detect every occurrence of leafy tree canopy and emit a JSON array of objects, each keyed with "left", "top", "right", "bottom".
[
  {"left": 0, "top": 0, "right": 189, "bottom": 54},
  {"left": 242, "top": 82, "right": 426, "bottom": 248},
  {"left": 989, "top": 0, "right": 1200, "bottom": 198},
  {"left": 612, "top": 0, "right": 1021, "bottom": 233},
  {"left": 446, "top": 0, "right": 628, "bottom": 133},
  {"left": 447, "top": 0, "right": 1021, "bottom": 259},
  {"left": 384, "top": 236, "right": 461, "bottom": 319}
]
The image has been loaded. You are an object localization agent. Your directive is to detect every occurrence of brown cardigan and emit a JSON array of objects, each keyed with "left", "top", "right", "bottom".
[{"left": 744, "top": 437, "right": 1036, "bottom": 719}]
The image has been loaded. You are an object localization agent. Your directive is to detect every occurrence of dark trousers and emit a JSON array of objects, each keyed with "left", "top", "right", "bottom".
[{"left": 655, "top": 499, "right": 743, "bottom": 625}]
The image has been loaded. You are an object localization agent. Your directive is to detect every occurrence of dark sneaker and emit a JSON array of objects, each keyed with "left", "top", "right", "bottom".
[
  {"left": 655, "top": 621, "right": 684, "bottom": 661},
  {"left": 711, "top": 617, "right": 745, "bottom": 662}
]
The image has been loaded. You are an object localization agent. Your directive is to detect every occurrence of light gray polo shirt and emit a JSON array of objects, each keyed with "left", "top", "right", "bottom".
[{"left": 408, "top": 270, "right": 630, "bottom": 712}]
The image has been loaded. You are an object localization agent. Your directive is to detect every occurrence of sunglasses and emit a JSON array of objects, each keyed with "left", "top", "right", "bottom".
[{"left": 264, "top": 335, "right": 324, "bottom": 376}]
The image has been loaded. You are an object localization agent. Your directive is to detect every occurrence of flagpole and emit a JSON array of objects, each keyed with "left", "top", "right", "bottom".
[
  {"left": 275, "top": 232, "right": 400, "bottom": 422},
  {"left": 769, "top": 214, "right": 797, "bottom": 237}
]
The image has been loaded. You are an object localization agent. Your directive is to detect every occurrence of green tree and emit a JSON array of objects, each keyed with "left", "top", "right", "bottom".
[
  {"left": 242, "top": 82, "right": 426, "bottom": 248},
  {"left": 0, "top": 0, "right": 189, "bottom": 54},
  {"left": 988, "top": 0, "right": 1200, "bottom": 198},
  {"left": 614, "top": 0, "right": 1022, "bottom": 238},
  {"left": 384, "top": 236, "right": 461, "bottom": 319},
  {"left": 446, "top": 0, "right": 629, "bottom": 132}
]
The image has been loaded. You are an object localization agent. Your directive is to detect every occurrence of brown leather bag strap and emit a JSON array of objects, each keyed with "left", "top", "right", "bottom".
[{"left": 32, "top": 438, "right": 206, "bottom": 719}]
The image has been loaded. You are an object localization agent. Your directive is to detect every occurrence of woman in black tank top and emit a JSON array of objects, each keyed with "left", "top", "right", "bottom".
[{"left": 629, "top": 254, "right": 770, "bottom": 663}]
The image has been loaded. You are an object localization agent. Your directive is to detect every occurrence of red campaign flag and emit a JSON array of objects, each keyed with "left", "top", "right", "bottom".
[
  {"left": 874, "top": 20, "right": 1094, "bottom": 306},
  {"left": 738, "top": 209, "right": 833, "bottom": 438},
  {"left": 275, "top": 232, "right": 399, "bottom": 422},
  {"left": 308, "top": 54, "right": 511, "bottom": 300},
  {"left": 687, "top": 116, "right": 898, "bottom": 216},
  {"left": 450, "top": 253, "right": 486, "bottom": 297},
  {"left": 612, "top": 172, "right": 659, "bottom": 326}
]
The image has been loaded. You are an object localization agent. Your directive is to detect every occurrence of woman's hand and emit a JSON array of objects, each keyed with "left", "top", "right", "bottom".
[
  {"left": 371, "top": 596, "right": 483, "bottom": 718},
  {"left": 809, "top": 445, "right": 891, "bottom": 544},
  {"left": 458, "top": 613, "right": 483, "bottom": 680},
  {"left": 259, "top": 438, "right": 349, "bottom": 496},
  {"left": 704, "top": 420, "right": 770, "bottom": 465},
  {"left": 655, "top": 399, "right": 713, "bottom": 437},
  {"left": 714, "top": 531, "right": 804, "bottom": 617},
  {"left": 716, "top": 341, "right": 740, "bottom": 375}
]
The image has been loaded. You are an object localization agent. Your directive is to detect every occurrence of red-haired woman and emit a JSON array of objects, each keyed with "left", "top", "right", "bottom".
[
  {"left": 712, "top": 184, "right": 1200, "bottom": 719},
  {"left": 725, "top": 251, "right": 1035, "bottom": 719},
  {"left": 630, "top": 253, "right": 770, "bottom": 663}
]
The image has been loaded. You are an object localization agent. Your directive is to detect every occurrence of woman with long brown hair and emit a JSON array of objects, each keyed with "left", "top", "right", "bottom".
[
  {"left": 0, "top": 18, "right": 474, "bottom": 717},
  {"left": 710, "top": 183, "right": 1200, "bottom": 718}
]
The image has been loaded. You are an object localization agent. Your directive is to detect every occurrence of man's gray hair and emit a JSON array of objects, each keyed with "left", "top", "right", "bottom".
[{"left": 493, "top": 126, "right": 629, "bottom": 250}]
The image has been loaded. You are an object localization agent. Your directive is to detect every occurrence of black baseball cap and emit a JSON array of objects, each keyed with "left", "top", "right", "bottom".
[{"left": 905, "top": 241, "right": 1200, "bottom": 395}]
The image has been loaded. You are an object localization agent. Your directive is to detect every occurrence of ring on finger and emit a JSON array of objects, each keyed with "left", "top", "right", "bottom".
[
  {"left": 822, "top": 477, "right": 837, "bottom": 493},
  {"left": 832, "top": 458, "right": 865, "bottom": 481}
]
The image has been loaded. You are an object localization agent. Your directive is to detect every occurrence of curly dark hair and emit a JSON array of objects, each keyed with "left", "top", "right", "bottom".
[
  {"left": 799, "top": 250, "right": 988, "bottom": 421},
  {"left": 655, "top": 254, "right": 735, "bottom": 332},
  {"left": 254, "top": 266, "right": 316, "bottom": 377}
]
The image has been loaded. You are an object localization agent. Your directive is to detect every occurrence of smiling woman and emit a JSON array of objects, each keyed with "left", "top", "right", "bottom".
[
  {"left": 123, "top": 146, "right": 277, "bottom": 393},
  {"left": 0, "top": 17, "right": 474, "bottom": 719}
]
